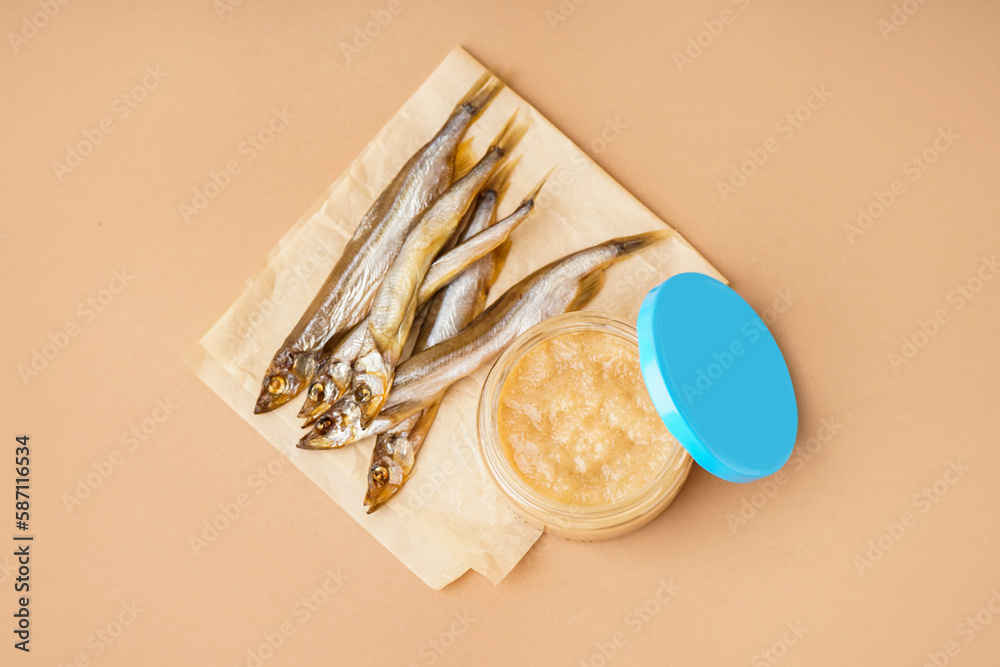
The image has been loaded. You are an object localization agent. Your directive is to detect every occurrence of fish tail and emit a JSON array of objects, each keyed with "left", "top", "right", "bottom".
[
  {"left": 488, "top": 112, "right": 528, "bottom": 160},
  {"left": 407, "top": 398, "right": 442, "bottom": 449},
  {"left": 566, "top": 230, "right": 674, "bottom": 312},
  {"left": 454, "top": 138, "right": 477, "bottom": 179},
  {"left": 483, "top": 156, "right": 520, "bottom": 202},
  {"left": 518, "top": 168, "right": 552, "bottom": 208},
  {"left": 455, "top": 72, "right": 505, "bottom": 120},
  {"left": 611, "top": 229, "right": 675, "bottom": 258},
  {"left": 489, "top": 239, "right": 513, "bottom": 284}
]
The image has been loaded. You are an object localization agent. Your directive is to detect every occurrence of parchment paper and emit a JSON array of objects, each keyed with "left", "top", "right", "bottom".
[{"left": 190, "top": 47, "right": 726, "bottom": 589}]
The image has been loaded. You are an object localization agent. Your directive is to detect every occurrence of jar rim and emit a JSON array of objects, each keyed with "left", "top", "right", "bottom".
[{"left": 477, "top": 311, "right": 692, "bottom": 531}]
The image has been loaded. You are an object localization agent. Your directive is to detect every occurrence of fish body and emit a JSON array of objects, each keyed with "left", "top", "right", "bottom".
[
  {"left": 364, "top": 191, "right": 505, "bottom": 512},
  {"left": 415, "top": 172, "right": 542, "bottom": 306},
  {"left": 299, "top": 173, "right": 541, "bottom": 423},
  {"left": 298, "top": 230, "right": 672, "bottom": 450},
  {"left": 297, "top": 188, "right": 488, "bottom": 424},
  {"left": 253, "top": 73, "right": 504, "bottom": 413},
  {"left": 349, "top": 116, "right": 526, "bottom": 427},
  {"left": 300, "top": 190, "right": 503, "bottom": 451}
]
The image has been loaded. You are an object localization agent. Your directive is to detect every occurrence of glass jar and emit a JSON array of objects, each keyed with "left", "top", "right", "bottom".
[
  {"left": 478, "top": 272, "right": 798, "bottom": 541},
  {"left": 478, "top": 312, "right": 694, "bottom": 540}
]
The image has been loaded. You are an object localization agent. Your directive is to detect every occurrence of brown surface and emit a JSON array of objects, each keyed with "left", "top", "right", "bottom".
[{"left": 3, "top": 1, "right": 998, "bottom": 665}]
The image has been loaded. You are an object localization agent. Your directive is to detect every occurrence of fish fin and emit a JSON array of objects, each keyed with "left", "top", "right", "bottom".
[
  {"left": 612, "top": 229, "right": 675, "bottom": 257},
  {"left": 412, "top": 296, "right": 440, "bottom": 354},
  {"left": 568, "top": 269, "right": 606, "bottom": 312},
  {"left": 488, "top": 112, "right": 528, "bottom": 160},
  {"left": 488, "top": 239, "right": 513, "bottom": 286},
  {"left": 455, "top": 72, "right": 505, "bottom": 120},
  {"left": 483, "top": 157, "right": 519, "bottom": 203},
  {"left": 360, "top": 322, "right": 386, "bottom": 362},
  {"left": 520, "top": 168, "right": 553, "bottom": 207},
  {"left": 291, "top": 352, "right": 316, "bottom": 381},
  {"left": 453, "top": 138, "right": 476, "bottom": 180},
  {"left": 406, "top": 299, "right": 435, "bottom": 354},
  {"left": 406, "top": 398, "right": 442, "bottom": 455},
  {"left": 393, "top": 305, "right": 417, "bottom": 356}
]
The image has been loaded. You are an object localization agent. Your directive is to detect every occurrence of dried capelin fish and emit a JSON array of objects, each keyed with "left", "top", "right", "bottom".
[
  {"left": 365, "top": 189, "right": 508, "bottom": 513},
  {"left": 348, "top": 114, "right": 527, "bottom": 428},
  {"left": 298, "top": 168, "right": 546, "bottom": 424},
  {"left": 253, "top": 73, "right": 504, "bottom": 414},
  {"left": 297, "top": 230, "right": 674, "bottom": 450}
]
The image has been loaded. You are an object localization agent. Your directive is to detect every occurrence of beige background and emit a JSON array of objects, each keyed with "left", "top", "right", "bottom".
[{"left": 3, "top": 1, "right": 998, "bottom": 665}]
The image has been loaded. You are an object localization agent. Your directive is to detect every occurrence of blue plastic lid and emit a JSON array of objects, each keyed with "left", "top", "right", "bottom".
[{"left": 636, "top": 273, "right": 798, "bottom": 483}]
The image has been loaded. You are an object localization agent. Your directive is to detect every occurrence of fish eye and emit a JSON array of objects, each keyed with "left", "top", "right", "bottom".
[
  {"left": 267, "top": 376, "right": 287, "bottom": 394},
  {"left": 316, "top": 417, "right": 332, "bottom": 433},
  {"left": 356, "top": 385, "right": 372, "bottom": 401},
  {"left": 308, "top": 383, "right": 324, "bottom": 401},
  {"left": 371, "top": 465, "right": 389, "bottom": 485}
]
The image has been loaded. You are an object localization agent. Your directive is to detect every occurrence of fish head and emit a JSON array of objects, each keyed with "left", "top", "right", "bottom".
[
  {"left": 297, "top": 359, "right": 354, "bottom": 420},
  {"left": 364, "top": 433, "right": 416, "bottom": 513},
  {"left": 352, "top": 372, "right": 389, "bottom": 429},
  {"left": 254, "top": 350, "right": 314, "bottom": 414},
  {"left": 351, "top": 350, "right": 391, "bottom": 429},
  {"left": 296, "top": 398, "right": 364, "bottom": 449}
]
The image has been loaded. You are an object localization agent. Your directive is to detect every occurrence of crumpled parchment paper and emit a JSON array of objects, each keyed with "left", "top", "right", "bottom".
[{"left": 190, "top": 47, "right": 726, "bottom": 589}]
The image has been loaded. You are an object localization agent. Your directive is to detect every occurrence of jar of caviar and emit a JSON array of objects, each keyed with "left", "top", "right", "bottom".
[{"left": 478, "top": 273, "right": 798, "bottom": 540}]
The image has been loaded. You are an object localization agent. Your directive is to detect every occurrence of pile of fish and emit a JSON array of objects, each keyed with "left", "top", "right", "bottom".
[{"left": 253, "top": 73, "right": 672, "bottom": 513}]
